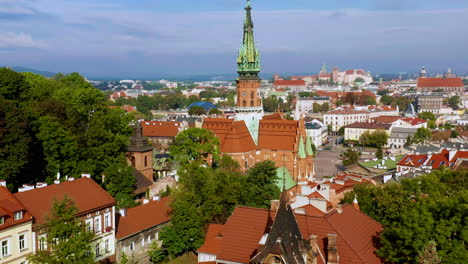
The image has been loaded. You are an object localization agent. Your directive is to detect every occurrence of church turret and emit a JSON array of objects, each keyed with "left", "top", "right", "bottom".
[
  {"left": 237, "top": 0, "right": 260, "bottom": 80},
  {"left": 419, "top": 66, "right": 427, "bottom": 78}
]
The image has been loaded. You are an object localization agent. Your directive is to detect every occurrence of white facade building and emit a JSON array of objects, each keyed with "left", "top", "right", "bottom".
[
  {"left": 324, "top": 108, "right": 370, "bottom": 132},
  {"left": 305, "top": 120, "right": 328, "bottom": 147}
]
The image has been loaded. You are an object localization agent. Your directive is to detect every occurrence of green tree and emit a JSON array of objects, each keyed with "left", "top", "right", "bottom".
[
  {"left": 338, "top": 126, "right": 345, "bottom": 137},
  {"left": 359, "top": 130, "right": 388, "bottom": 148},
  {"left": 0, "top": 67, "right": 30, "bottom": 100},
  {"left": 377, "top": 89, "right": 390, "bottom": 96},
  {"left": 313, "top": 103, "right": 321, "bottom": 113},
  {"left": 263, "top": 96, "right": 278, "bottom": 112},
  {"left": 208, "top": 108, "right": 222, "bottom": 115},
  {"left": 148, "top": 242, "right": 167, "bottom": 263},
  {"left": 169, "top": 128, "right": 220, "bottom": 166},
  {"left": 341, "top": 148, "right": 361, "bottom": 166},
  {"left": 404, "top": 135, "right": 413, "bottom": 147},
  {"left": 299, "top": 91, "right": 311, "bottom": 98},
  {"left": 103, "top": 161, "right": 137, "bottom": 208},
  {"left": 188, "top": 105, "right": 207, "bottom": 116},
  {"left": 380, "top": 95, "right": 393, "bottom": 105},
  {"left": 365, "top": 96, "right": 376, "bottom": 105},
  {"left": 451, "top": 130, "right": 459, "bottom": 138},
  {"left": 418, "top": 112, "right": 436, "bottom": 121},
  {"left": 354, "top": 77, "right": 365, "bottom": 83},
  {"left": 413, "top": 127, "right": 432, "bottom": 143},
  {"left": 320, "top": 102, "right": 330, "bottom": 112},
  {"left": 376, "top": 146, "right": 383, "bottom": 159},
  {"left": 28, "top": 197, "right": 95, "bottom": 264},
  {"left": 447, "top": 96, "right": 461, "bottom": 110},
  {"left": 335, "top": 100, "right": 343, "bottom": 107},
  {"left": 242, "top": 161, "right": 280, "bottom": 208}
]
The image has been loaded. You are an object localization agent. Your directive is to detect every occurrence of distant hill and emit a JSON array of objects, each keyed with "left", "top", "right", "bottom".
[{"left": 3, "top": 66, "right": 57, "bottom": 78}]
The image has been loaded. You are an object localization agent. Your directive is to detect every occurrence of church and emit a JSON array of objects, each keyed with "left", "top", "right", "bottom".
[{"left": 202, "top": 0, "right": 314, "bottom": 183}]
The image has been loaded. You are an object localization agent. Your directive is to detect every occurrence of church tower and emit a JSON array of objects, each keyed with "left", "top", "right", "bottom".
[
  {"left": 419, "top": 66, "right": 427, "bottom": 78},
  {"left": 235, "top": 0, "right": 264, "bottom": 144},
  {"left": 126, "top": 122, "right": 154, "bottom": 182}
]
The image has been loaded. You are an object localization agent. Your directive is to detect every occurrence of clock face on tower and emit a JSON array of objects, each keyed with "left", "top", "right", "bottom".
[{"left": 242, "top": 92, "right": 247, "bottom": 97}]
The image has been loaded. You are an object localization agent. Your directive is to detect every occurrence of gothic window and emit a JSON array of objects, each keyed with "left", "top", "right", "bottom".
[
  {"left": 131, "top": 156, "right": 136, "bottom": 167},
  {"left": 144, "top": 156, "right": 148, "bottom": 167},
  {"left": 250, "top": 100, "right": 254, "bottom": 106},
  {"left": 250, "top": 91, "right": 254, "bottom": 99},
  {"left": 243, "top": 100, "right": 247, "bottom": 107}
]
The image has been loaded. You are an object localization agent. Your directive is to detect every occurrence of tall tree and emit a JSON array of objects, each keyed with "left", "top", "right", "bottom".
[
  {"left": 242, "top": 161, "right": 280, "bottom": 208},
  {"left": 28, "top": 197, "right": 95, "bottom": 264},
  {"left": 341, "top": 148, "right": 361, "bottom": 166},
  {"left": 169, "top": 127, "right": 220, "bottom": 166}
]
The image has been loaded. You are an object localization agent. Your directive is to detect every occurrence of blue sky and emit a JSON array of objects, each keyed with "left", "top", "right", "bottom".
[{"left": 1, "top": 0, "right": 468, "bottom": 78}]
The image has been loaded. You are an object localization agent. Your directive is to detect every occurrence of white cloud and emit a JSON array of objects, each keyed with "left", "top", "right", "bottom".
[{"left": 0, "top": 31, "right": 45, "bottom": 48}]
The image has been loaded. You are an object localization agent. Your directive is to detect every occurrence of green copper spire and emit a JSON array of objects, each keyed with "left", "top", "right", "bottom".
[
  {"left": 306, "top": 136, "right": 314, "bottom": 156},
  {"left": 237, "top": 0, "right": 260, "bottom": 80},
  {"left": 298, "top": 135, "right": 307, "bottom": 159}
]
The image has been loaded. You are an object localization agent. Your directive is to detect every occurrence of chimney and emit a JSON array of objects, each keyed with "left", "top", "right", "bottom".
[
  {"left": 36, "top": 182, "right": 48, "bottom": 188},
  {"left": 143, "top": 199, "right": 149, "bottom": 204},
  {"left": 0, "top": 180, "right": 6, "bottom": 187},
  {"left": 18, "top": 184, "right": 35, "bottom": 192},
  {"left": 68, "top": 177, "right": 75, "bottom": 181},
  {"left": 270, "top": 200, "right": 280, "bottom": 211},
  {"left": 327, "top": 234, "right": 339, "bottom": 264},
  {"left": 353, "top": 195, "right": 360, "bottom": 211},
  {"left": 152, "top": 195, "right": 160, "bottom": 201},
  {"left": 54, "top": 179, "right": 60, "bottom": 184},
  {"left": 119, "top": 208, "right": 127, "bottom": 217},
  {"left": 81, "top": 173, "right": 91, "bottom": 178}
]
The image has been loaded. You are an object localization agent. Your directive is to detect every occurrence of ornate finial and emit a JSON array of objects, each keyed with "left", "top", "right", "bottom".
[
  {"left": 237, "top": 0, "right": 260, "bottom": 79},
  {"left": 246, "top": 0, "right": 251, "bottom": 8}
]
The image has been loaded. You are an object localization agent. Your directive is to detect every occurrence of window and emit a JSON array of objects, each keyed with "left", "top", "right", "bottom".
[
  {"left": 0, "top": 217, "right": 3, "bottom": 225},
  {"left": 129, "top": 242, "right": 135, "bottom": 251},
  {"left": 147, "top": 235, "right": 152, "bottom": 244},
  {"left": 94, "top": 217, "right": 102, "bottom": 233},
  {"left": 105, "top": 239, "right": 110, "bottom": 252},
  {"left": 104, "top": 213, "right": 111, "bottom": 228},
  {"left": 19, "top": 234, "right": 26, "bottom": 250},
  {"left": 1, "top": 239, "right": 10, "bottom": 257},
  {"left": 95, "top": 243, "right": 100, "bottom": 256},
  {"left": 144, "top": 156, "right": 148, "bottom": 167},
  {"left": 86, "top": 219, "right": 93, "bottom": 232},
  {"left": 14, "top": 211, "right": 23, "bottom": 220},
  {"left": 39, "top": 235, "right": 47, "bottom": 251},
  {"left": 141, "top": 238, "right": 145, "bottom": 247}
]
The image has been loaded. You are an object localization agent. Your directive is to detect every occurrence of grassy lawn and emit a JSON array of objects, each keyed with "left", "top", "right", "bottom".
[{"left": 359, "top": 155, "right": 404, "bottom": 170}]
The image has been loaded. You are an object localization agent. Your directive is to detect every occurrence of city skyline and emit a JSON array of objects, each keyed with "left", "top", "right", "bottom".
[{"left": 2, "top": 0, "right": 468, "bottom": 78}]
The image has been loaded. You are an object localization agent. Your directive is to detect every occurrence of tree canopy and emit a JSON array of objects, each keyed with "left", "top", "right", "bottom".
[
  {"left": 341, "top": 148, "right": 361, "bottom": 166},
  {"left": 342, "top": 169, "right": 468, "bottom": 263},
  {"left": 169, "top": 127, "right": 220, "bottom": 166}
]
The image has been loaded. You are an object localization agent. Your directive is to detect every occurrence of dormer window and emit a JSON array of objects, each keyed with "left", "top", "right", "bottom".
[
  {"left": 14, "top": 211, "right": 23, "bottom": 220},
  {"left": 0, "top": 216, "right": 4, "bottom": 225}
]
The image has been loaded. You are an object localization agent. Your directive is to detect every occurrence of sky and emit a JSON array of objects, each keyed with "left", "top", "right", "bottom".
[{"left": 1, "top": 0, "right": 468, "bottom": 78}]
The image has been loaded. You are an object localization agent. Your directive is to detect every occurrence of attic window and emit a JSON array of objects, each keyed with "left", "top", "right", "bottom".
[
  {"left": 440, "top": 161, "right": 445, "bottom": 166},
  {"left": 418, "top": 159, "right": 424, "bottom": 163},
  {"left": 0, "top": 216, "right": 3, "bottom": 225},
  {"left": 14, "top": 211, "right": 23, "bottom": 220}
]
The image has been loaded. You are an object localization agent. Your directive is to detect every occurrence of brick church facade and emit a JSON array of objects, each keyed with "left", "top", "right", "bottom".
[{"left": 203, "top": 0, "right": 313, "bottom": 182}]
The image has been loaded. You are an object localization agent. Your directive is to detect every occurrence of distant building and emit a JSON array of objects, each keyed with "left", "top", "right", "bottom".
[
  {"left": 397, "top": 149, "right": 468, "bottom": 173},
  {"left": 324, "top": 108, "right": 370, "bottom": 132},
  {"left": 305, "top": 119, "right": 328, "bottom": 147},
  {"left": 141, "top": 121, "right": 187, "bottom": 150},
  {"left": 416, "top": 95, "right": 444, "bottom": 114},
  {"left": 188, "top": 102, "right": 218, "bottom": 112},
  {"left": 273, "top": 80, "right": 307, "bottom": 92},
  {"left": 417, "top": 77, "right": 464, "bottom": 93},
  {"left": 388, "top": 127, "right": 418, "bottom": 149},
  {"left": 344, "top": 122, "right": 392, "bottom": 142}
]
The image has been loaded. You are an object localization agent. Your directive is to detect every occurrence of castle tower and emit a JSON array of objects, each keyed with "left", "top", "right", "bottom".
[
  {"left": 419, "top": 66, "right": 427, "bottom": 78},
  {"left": 126, "top": 122, "right": 154, "bottom": 182},
  {"left": 235, "top": 0, "right": 264, "bottom": 144}
]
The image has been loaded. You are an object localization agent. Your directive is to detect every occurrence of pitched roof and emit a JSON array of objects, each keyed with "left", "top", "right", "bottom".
[
  {"left": 274, "top": 80, "right": 306, "bottom": 86},
  {"left": 450, "top": 150, "right": 468, "bottom": 163},
  {"left": 15, "top": 177, "right": 116, "bottom": 225},
  {"left": 203, "top": 118, "right": 257, "bottom": 153},
  {"left": 425, "top": 153, "right": 449, "bottom": 169},
  {"left": 258, "top": 119, "right": 299, "bottom": 151},
  {"left": 0, "top": 186, "right": 33, "bottom": 231},
  {"left": 326, "top": 109, "right": 369, "bottom": 115},
  {"left": 397, "top": 154, "right": 428, "bottom": 167},
  {"left": 371, "top": 116, "right": 401, "bottom": 124},
  {"left": 116, "top": 197, "right": 171, "bottom": 240},
  {"left": 417, "top": 77, "right": 464, "bottom": 88},
  {"left": 401, "top": 117, "right": 427, "bottom": 126},
  {"left": 201, "top": 205, "right": 383, "bottom": 264},
  {"left": 141, "top": 121, "right": 182, "bottom": 138},
  {"left": 197, "top": 224, "right": 225, "bottom": 256}
]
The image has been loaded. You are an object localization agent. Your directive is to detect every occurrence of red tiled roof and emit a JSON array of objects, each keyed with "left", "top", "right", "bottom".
[
  {"left": 297, "top": 204, "right": 326, "bottom": 216},
  {"left": 141, "top": 121, "right": 182, "bottom": 138},
  {"left": 417, "top": 77, "right": 463, "bottom": 88},
  {"left": 397, "top": 154, "right": 428, "bottom": 167},
  {"left": 197, "top": 224, "right": 224, "bottom": 255},
  {"left": 450, "top": 150, "right": 468, "bottom": 163},
  {"left": 116, "top": 197, "right": 171, "bottom": 239},
  {"left": 371, "top": 116, "right": 402, "bottom": 124},
  {"left": 274, "top": 80, "right": 306, "bottom": 86},
  {"left": 258, "top": 119, "right": 299, "bottom": 151},
  {"left": 0, "top": 187, "right": 33, "bottom": 231},
  {"left": 205, "top": 205, "right": 383, "bottom": 264},
  {"left": 425, "top": 153, "right": 449, "bottom": 169},
  {"left": 15, "top": 177, "right": 116, "bottom": 225},
  {"left": 402, "top": 117, "right": 427, "bottom": 126},
  {"left": 319, "top": 74, "right": 331, "bottom": 78},
  {"left": 307, "top": 191, "right": 325, "bottom": 199},
  {"left": 203, "top": 118, "right": 257, "bottom": 153},
  {"left": 346, "top": 70, "right": 354, "bottom": 75},
  {"left": 326, "top": 109, "right": 369, "bottom": 115}
]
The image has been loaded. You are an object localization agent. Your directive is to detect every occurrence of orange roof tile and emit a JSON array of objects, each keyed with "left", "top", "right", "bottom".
[
  {"left": 258, "top": 119, "right": 299, "bottom": 151},
  {"left": 205, "top": 205, "right": 383, "bottom": 264},
  {"left": 116, "top": 197, "right": 171, "bottom": 239},
  {"left": 371, "top": 116, "right": 401, "bottom": 124},
  {"left": 15, "top": 177, "right": 116, "bottom": 225},
  {"left": 402, "top": 117, "right": 427, "bottom": 126},
  {"left": 0, "top": 187, "right": 33, "bottom": 231},
  {"left": 141, "top": 121, "right": 182, "bottom": 138},
  {"left": 197, "top": 224, "right": 225, "bottom": 255},
  {"left": 417, "top": 77, "right": 463, "bottom": 88},
  {"left": 221, "top": 121, "right": 257, "bottom": 153},
  {"left": 297, "top": 204, "right": 325, "bottom": 216},
  {"left": 397, "top": 154, "right": 428, "bottom": 167},
  {"left": 274, "top": 80, "right": 306, "bottom": 86}
]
